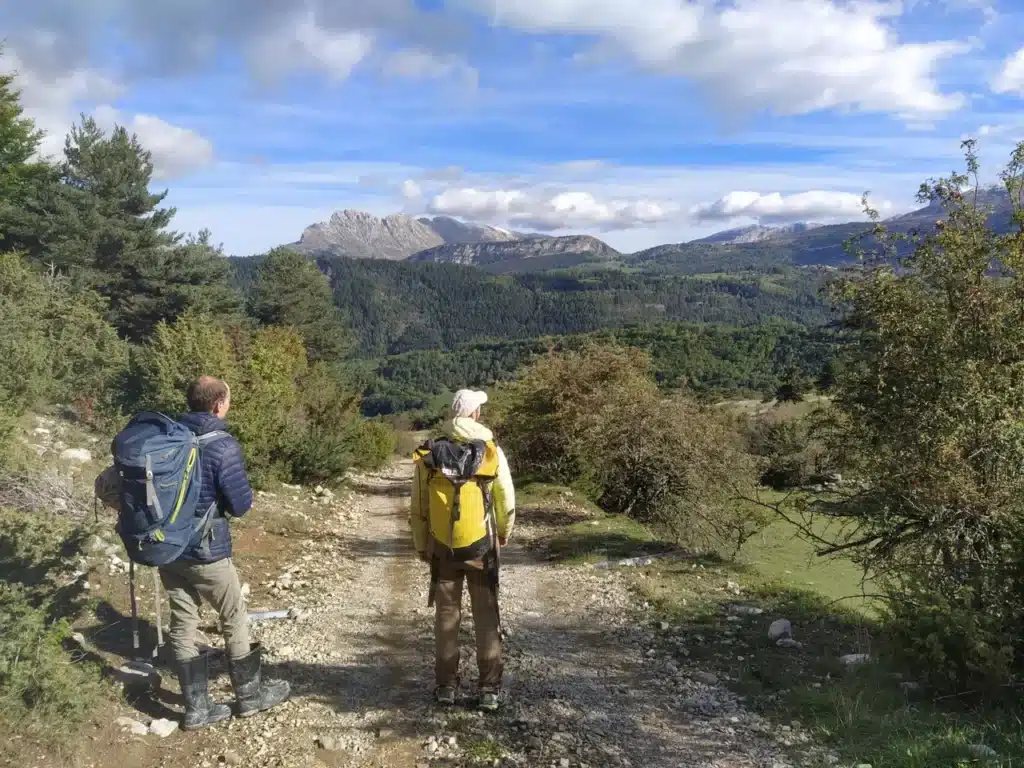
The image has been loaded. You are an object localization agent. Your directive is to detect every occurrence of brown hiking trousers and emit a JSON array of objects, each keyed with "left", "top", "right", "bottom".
[
  {"left": 159, "top": 557, "right": 250, "bottom": 663},
  {"left": 434, "top": 559, "right": 502, "bottom": 691}
]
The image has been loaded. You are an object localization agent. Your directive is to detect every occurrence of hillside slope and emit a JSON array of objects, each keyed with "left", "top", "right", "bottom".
[{"left": 408, "top": 234, "right": 621, "bottom": 273}]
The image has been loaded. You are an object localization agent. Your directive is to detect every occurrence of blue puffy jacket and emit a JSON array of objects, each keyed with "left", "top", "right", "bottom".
[{"left": 175, "top": 412, "right": 253, "bottom": 564}]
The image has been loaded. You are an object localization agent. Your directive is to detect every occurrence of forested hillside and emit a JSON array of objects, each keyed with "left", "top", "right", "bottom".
[
  {"left": 363, "top": 322, "right": 842, "bottom": 417},
  {"left": 232, "top": 256, "right": 836, "bottom": 356}
]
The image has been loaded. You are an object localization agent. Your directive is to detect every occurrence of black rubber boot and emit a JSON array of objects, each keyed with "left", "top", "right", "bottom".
[
  {"left": 228, "top": 643, "right": 291, "bottom": 718},
  {"left": 176, "top": 653, "right": 232, "bottom": 730}
]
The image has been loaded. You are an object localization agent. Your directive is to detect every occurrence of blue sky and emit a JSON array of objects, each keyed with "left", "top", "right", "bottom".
[{"left": 2, "top": 0, "right": 1023, "bottom": 254}]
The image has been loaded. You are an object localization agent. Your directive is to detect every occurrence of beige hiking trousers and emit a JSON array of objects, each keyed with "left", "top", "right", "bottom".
[
  {"left": 434, "top": 560, "right": 502, "bottom": 691},
  {"left": 159, "top": 557, "right": 250, "bottom": 663}
]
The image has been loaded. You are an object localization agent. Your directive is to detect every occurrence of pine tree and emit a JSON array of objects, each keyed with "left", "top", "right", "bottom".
[
  {"left": 248, "top": 247, "right": 351, "bottom": 362},
  {"left": 46, "top": 117, "right": 240, "bottom": 338},
  {"left": 0, "top": 60, "right": 57, "bottom": 257}
]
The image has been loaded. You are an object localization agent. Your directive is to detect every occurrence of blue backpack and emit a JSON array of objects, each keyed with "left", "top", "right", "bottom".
[{"left": 111, "top": 412, "right": 228, "bottom": 566}]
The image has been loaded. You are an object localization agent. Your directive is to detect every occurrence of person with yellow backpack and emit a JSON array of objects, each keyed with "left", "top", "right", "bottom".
[{"left": 410, "top": 389, "right": 515, "bottom": 711}]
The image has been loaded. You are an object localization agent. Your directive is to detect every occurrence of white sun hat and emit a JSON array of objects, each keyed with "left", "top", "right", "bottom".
[{"left": 452, "top": 389, "right": 489, "bottom": 418}]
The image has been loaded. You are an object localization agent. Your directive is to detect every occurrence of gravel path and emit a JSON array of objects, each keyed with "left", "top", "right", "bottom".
[{"left": 103, "top": 460, "right": 815, "bottom": 768}]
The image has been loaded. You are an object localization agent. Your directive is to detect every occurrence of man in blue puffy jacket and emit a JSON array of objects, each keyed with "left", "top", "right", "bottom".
[{"left": 159, "top": 376, "right": 290, "bottom": 730}]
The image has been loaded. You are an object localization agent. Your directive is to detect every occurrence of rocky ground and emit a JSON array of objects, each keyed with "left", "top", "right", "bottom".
[{"left": 64, "top": 457, "right": 830, "bottom": 768}]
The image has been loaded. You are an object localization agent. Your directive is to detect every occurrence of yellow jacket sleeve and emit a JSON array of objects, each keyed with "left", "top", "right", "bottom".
[
  {"left": 410, "top": 458, "right": 430, "bottom": 555},
  {"left": 493, "top": 445, "right": 516, "bottom": 540}
]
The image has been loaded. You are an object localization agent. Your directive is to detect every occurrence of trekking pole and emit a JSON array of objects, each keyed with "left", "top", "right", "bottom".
[
  {"left": 129, "top": 560, "right": 140, "bottom": 657},
  {"left": 153, "top": 568, "right": 164, "bottom": 659}
]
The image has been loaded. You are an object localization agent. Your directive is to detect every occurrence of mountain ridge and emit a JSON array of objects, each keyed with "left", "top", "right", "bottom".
[{"left": 287, "top": 187, "right": 1015, "bottom": 272}]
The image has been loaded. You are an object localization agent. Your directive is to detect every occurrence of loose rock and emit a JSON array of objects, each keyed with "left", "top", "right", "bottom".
[
  {"left": 149, "top": 718, "right": 179, "bottom": 738},
  {"left": 59, "top": 448, "right": 92, "bottom": 463},
  {"left": 839, "top": 653, "right": 871, "bottom": 666},
  {"left": 768, "top": 619, "right": 792, "bottom": 642},
  {"left": 115, "top": 716, "right": 148, "bottom": 736}
]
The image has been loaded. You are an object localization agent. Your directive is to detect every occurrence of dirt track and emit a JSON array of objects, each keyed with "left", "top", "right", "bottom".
[{"left": 74, "top": 460, "right": 814, "bottom": 768}]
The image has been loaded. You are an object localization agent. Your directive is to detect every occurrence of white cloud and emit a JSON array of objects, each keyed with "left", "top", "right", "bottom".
[
  {"left": 2, "top": 1, "right": 465, "bottom": 89},
  {"left": 690, "top": 190, "right": 891, "bottom": 223},
  {"left": 479, "top": 0, "right": 967, "bottom": 118},
  {"left": 0, "top": 48, "right": 123, "bottom": 156},
  {"left": 425, "top": 185, "right": 677, "bottom": 231},
  {"left": 3, "top": 47, "right": 213, "bottom": 178},
  {"left": 382, "top": 49, "right": 478, "bottom": 87},
  {"left": 106, "top": 112, "right": 215, "bottom": 179},
  {"left": 992, "top": 48, "right": 1024, "bottom": 95},
  {"left": 401, "top": 179, "right": 424, "bottom": 200},
  {"left": 249, "top": 14, "right": 376, "bottom": 83}
]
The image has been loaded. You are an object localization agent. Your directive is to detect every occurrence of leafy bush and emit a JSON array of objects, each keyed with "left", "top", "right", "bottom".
[
  {"left": 128, "top": 313, "right": 391, "bottom": 485},
  {"left": 822, "top": 140, "right": 1024, "bottom": 692},
  {"left": 350, "top": 418, "right": 397, "bottom": 469},
  {"left": 745, "top": 405, "right": 829, "bottom": 489},
  {"left": 0, "top": 584, "right": 104, "bottom": 741},
  {"left": 0, "top": 253, "right": 128, "bottom": 460},
  {"left": 0, "top": 508, "right": 105, "bottom": 742},
  {"left": 496, "top": 344, "right": 763, "bottom": 554}
]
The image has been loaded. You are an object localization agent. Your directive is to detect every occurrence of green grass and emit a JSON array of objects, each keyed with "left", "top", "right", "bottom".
[
  {"left": 465, "top": 739, "right": 509, "bottom": 761},
  {"left": 518, "top": 483, "right": 671, "bottom": 565},
  {"left": 630, "top": 511, "right": 1024, "bottom": 768},
  {"left": 545, "top": 514, "right": 665, "bottom": 564},
  {"left": 735, "top": 503, "right": 873, "bottom": 613}
]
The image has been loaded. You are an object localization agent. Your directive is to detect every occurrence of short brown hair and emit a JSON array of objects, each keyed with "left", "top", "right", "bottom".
[{"left": 186, "top": 376, "right": 230, "bottom": 413}]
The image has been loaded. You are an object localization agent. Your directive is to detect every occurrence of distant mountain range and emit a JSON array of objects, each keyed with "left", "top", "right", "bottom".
[
  {"left": 693, "top": 222, "right": 825, "bottom": 244},
  {"left": 293, "top": 211, "right": 525, "bottom": 261},
  {"left": 287, "top": 187, "right": 1015, "bottom": 273}
]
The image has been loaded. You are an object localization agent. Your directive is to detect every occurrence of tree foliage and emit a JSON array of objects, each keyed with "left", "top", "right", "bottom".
[
  {"left": 495, "top": 345, "right": 764, "bottom": 554},
  {"left": 248, "top": 247, "right": 350, "bottom": 362},
  {"left": 822, "top": 140, "right": 1024, "bottom": 691}
]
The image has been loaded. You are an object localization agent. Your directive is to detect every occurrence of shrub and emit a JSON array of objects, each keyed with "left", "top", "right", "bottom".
[
  {"left": 0, "top": 253, "right": 128, "bottom": 459},
  {"left": 350, "top": 418, "right": 397, "bottom": 470},
  {"left": 0, "top": 584, "right": 104, "bottom": 741},
  {"left": 821, "top": 140, "right": 1024, "bottom": 691},
  {"left": 128, "top": 312, "right": 387, "bottom": 486},
  {"left": 496, "top": 344, "right": 764, "bottom": 554},
  {"left": 745, "top": 405, "right": 829, "bottom": 489},
  {"left": 128, "top": 310, "right": 241, "bottom": 414},
  {"left": 0, "top": 508, "right": 105, "bottom": 742}
]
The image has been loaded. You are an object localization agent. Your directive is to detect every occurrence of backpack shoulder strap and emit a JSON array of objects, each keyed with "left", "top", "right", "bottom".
[{"left": 197, "top": 430, "right": 230, "bottom": 445}]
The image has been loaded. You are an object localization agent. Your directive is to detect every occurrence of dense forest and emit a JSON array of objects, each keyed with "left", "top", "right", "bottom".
[
  {"left": 231, "top": 255, "right": 837, "bottom": 357},
  {"left": 363, "top": 322, "right": 843, "bottom": 418},
  {"left": 232, "top": 254, "right": 842, "bottom": 417}
]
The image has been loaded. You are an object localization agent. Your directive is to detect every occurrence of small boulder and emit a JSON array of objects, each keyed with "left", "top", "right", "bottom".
[
  {"left": 59, "top": 448, "right": 93, "bottom": 464},
  {"left": 776, "top": 638, "right": 803, "bottom": 650},
  {"left": 115, "top": 716, "right": 149, "bottom": 736},
  {"left": 317, "top": 736, "right": 342, "bottom": 752},
  {"left": 727, "top": 604, "right": 764, "bottom": 617},
  {"left": 965, "top": 745, "right": 998, "bottom": 760},
  {"left": 768, "top": 619, "right": 792, "bottom": 642},
  {"left": 839, "top": 653, "right": 871, "bottom": 667},
  {"left": 692, "top": 671, "right": 719, "bottom": 686},
  {"left": 149, "top": 718, "right": 179, "bottom": 738}
]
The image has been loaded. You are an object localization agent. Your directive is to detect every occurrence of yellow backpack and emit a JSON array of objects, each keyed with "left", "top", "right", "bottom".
[{"left": 413, "top": 437, "right": 500, "bottom": 561}]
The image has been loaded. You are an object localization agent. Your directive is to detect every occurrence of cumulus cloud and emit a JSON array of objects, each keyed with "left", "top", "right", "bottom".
[
  {"left": 401, "top": 179, "right": 424, "bottom": 200},
  {"left": 3, "top": 47, "right": 213, "bottom": 177},
  {"left": 477, "top": 0, "right": 967, "bottom": 118},
  {"left": 424, "top": 186, "right": 676, "bottom": 231},
  {"left": 992, "top": 48, "right": 1024, "bottom": 95},
  {"left": 1, "top": 1, "right": 467, "bottom": 88},
  {"left": 93, "top": 107, "right": 215, "bottom": 179},
  {"left": 690, "top": 190, "right": 890, "bottom": 223},
  {"left": 249, "top": 16, "right": 375, "bottom": 83}
]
